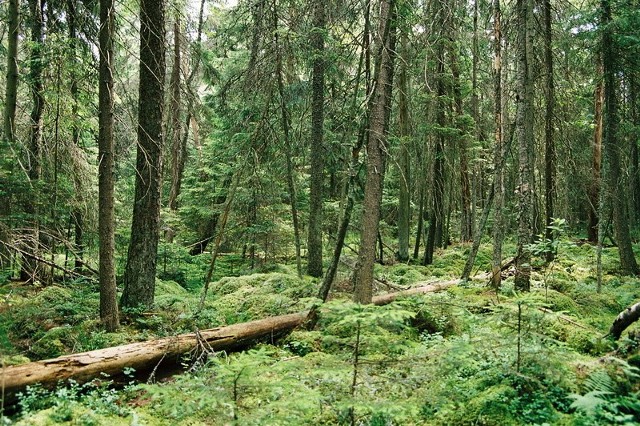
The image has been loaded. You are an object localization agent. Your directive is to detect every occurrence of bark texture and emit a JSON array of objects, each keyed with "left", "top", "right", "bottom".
[
  {"left": 601, "top": 0, "right": 639, "bottom": 276},
  {"left": 0, "top": 0, "right": 19, "bottom": 268},
  {"left": 543, "top": 0, "right": 556, "bottom": 262},
  {"left": 353, "top": 0, "right": 396, "bottom": 304},
  {"left": 514, "top": 0, "right": 533, "bottom": 291},
  {"left": 98, "top": 0, "right": 119, "bottom": 331},
  {"left": 609, "top": 302, "right": 640, "bottom": 340},
  {"left": 20, "top": 0, "right": 45, "bottom": 282},
  {"left": 397, "top": 32, "right": 410, "bottom": 262},
  {"left": 122, "top": 0, "right": 166, "bottom": 308},
  {"left": 491, "top": 0, "right": 504, "bottom": 289},
  {"left": 307, "top": 0, "right": 326, "bottom": 278}
]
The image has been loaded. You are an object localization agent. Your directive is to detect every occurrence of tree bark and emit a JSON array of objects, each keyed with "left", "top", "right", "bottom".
[
  {"left": 514, "top": 0, "right": 533, "bottom": 292},
  {"left": 352, "top": 0, "right": 396, "bottom": 304},
  {"left": 3, "top": 0, "right": 19, "bottom": 144},
  {"left": 543, "top": 0, "right": 556, "bottom": 263},
  {"left": 397, "top": 32, "right": 410, "bottom": 262},
  {"left": 629, "top": 75, "right": 640, "bottom": 228},
  {"left": 491, "top": 0, "right": 504, "bottom": 289},
  {"left": 601, "top": 0, "right": 639, "bottom": 276},
  {"left": 122, "top": 0, "right": 166, "bottom": 309},
  {"left": 423, "top": 41, "right": 446, "bottom": 266},
  {"left": 20, "top": 0, "right": 45, "bottom": 283},
  {"left": 0, "top": 0, "right": 19, "bottom": 269},
  {"left": 167, "top": 17, "right": 183, "bottom": 216},
  {"left": 588, "top": 59, "right": 604, "bottom": 243},
  {"left": 449, "top": 40, "right": 472, "bottom": 243},
  {"left": 609, "top": 302, "right": 640, "bottom": 340},
  {"left": 307, "top": 0, "right": 326, "bottom": 278},
  {"left": 273, "top": 2, "right": 302, "bottom": 277},
  {"left": 98, "top": 0, "right": 119, "bottom": 331},
  {"left": 67, "top": 0, "right": 85, "bottom": 272}
]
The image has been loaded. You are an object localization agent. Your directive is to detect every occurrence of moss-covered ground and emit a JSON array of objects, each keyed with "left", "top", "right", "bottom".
[{"left": 2, "top": 239, "right": 640, "bottom": 425}]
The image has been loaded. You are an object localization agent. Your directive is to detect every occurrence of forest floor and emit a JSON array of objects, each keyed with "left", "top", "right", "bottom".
[{"left": 1, "top": 239, "right": 640, "bottom": 425}]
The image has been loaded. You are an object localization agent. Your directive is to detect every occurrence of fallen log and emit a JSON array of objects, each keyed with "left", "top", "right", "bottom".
[
  {"left": 608, "top": 301, "right": 640, "bottom": 340},
  {"left": 0, "top": 281, "right": 457, "bottom": 405}
]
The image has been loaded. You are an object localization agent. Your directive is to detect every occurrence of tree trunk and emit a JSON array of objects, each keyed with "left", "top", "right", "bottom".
[
  {"left": 449, "top": 41, "right": 472, "bottom": 243},
  {"left": 67, "top": 0, "right": 85, "bottom": 272},
  {"left": 601, "top": 0, "right": 639, "bottom": 276},
  {"left": 397, "top": 32, "right": 410, "bottom": 262},
  {"left": 609, "top": 302, "right": 640, "bottom": 340},
  {"left": 122, "top": 0, "right": 166, "bottom": 309},
  {"left": 424, "top": 42, "right": 446, "bottom": 266},
  {"left": 0, "top": 0, "right": 19, "bottom": 269},
  {"left": 98, "top": 0, "right": 119, "bottom": 331},
  {"left": 167, "top": 17, "right": 183, "bottom": 216},
  {"left": 413, "top": 189, "right": 424, "bottom": 260},
  {"left": 543, "top": 0, "right": 556, "bottom": 263},
  {"left": 491, "top": 0, "right": 504, "bottom": 289},
  {"left": 3, "top": 0, "right": 19, "bottom": 144},
  {"left": 307, "top": 0, "right": 326, "bottom": 278},
  {"left": 20, "top": 0, "right": 45, "bottom": 283},
  {"left": 514, "top": 0, "right": 533, "bottom": 292},
  {"left": 273, "top": 2, "right": 302, "bottom": 278},
  {"left": 629, "top": 75, "right": 640, "bottom": 228},
  {"left": 1, "top": 279, "right": 457, "bottom": 404},
  {"left": 353, "top": 0, "right": 396, "bottom": 304},
  {"left": 588, "top": 59, "right": 604, "bottom": 243}
]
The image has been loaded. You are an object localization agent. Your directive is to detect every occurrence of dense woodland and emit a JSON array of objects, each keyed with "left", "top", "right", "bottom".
[{"left": 1, "top": 0, "right": 640, "bottom": 424}]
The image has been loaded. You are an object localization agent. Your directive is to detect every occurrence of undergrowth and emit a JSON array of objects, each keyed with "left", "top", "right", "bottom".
[{"left": 2, "top": 238, "right": 640, "bottom": 425}]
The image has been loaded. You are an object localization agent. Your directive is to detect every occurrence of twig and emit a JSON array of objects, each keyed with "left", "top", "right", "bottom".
[{"left": 0, "top": 240, "right": 95, "bottom": 280}]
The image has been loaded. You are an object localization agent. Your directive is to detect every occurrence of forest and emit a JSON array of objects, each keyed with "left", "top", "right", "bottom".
[{"left": 1, "top": 0, "right": 640, "bottom": 424}]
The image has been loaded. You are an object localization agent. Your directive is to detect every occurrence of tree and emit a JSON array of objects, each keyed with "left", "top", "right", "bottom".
[
  {"left": 514, "top": 0, "right": 534, "bottom": 291},
  {"left": 21, "top": 0, "right": 45, "bottom": 283},
  {"left": 396, "top": 31, "right": 411, "bottom": 262},
  {"left": 352, "top": 0, "right": 396, "bottom": 304},
  {"left": 543, "top": 0, "right": 556, "bottom": 263},
  {"left": 1, "top": 0, "right": 20, "bottom": 268},
  {"left": 600, "top": 0, "right": 639, "bottom": 276},
  {"left": 121, "top": 0, "right": 166, "bottom": 309},
  {"left": 588, "top": 59, "right": 604, "bottom": 243},
  {"left": 491, "top": 0, "right": 504, "bottom": 289},
  {"left": 307, "top": 0, "right": 326, "bottom": 278},
  {"left": 167, "top": 16, "right": 183, "bottom": 216},
  {"left": 98, "top": 0, "right": 119, "bottom": 331}
]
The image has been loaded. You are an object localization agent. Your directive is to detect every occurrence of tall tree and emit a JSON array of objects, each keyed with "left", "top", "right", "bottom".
[
  {"left": 588, "top": 59, "right": 604, "bottom": 243},
  {"left": 121, "top": 0, "right": 166, "bottom": 309},
  {"left": 543, "top": 0, "right": 556, "bottom": 262},
  {"left": 600, "top": 0, "right": 639, "bottom": 275},
  {"left": 273, "top": 0, "right": 303, "bottom": 277},
  {"left": 514, "top": 0, "right": 534, "bottom": 291},
  {"left": 98, "top": 0, "right": 119, "bottom": 331},
  {"left": 21, "top": 0, "right": 45, "bottom": 282},
  {"left": 1, "top": 0, "right": 20, "bottom": 268},
  {"left": 423, "top": 3, "right": 446, "bottom": 266},
  {"left": 307, "top": 0, "right": 326, "bottom": 277},
  {"left": 3, "top": 0, "right": 19, "bottom": 144},
  {"left": 167, "top": 16, "right": 183, "bottom": 216},
  {"left": 491, "top": 0, "right": 504, "bottom": 289},
  {"left": 397, "top": 31, "right": 411, "bottom": 262},
  {"left": 353, "top": 0, "right": 396, "bottom": 304}
]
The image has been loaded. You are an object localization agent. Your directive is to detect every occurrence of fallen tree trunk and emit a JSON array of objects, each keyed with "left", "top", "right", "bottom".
[
  {"left": 1, "top": 281, "right": 457, "bottom": 404},
  {"left": 609, "top": 301, "right": 640, "bottom": 340}
]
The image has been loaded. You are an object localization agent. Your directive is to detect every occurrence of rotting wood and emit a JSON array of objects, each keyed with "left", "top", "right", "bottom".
[
  {"left": 1, "top": 281, "right": 458, "bottom": 405},
  {"left": 608, "top": 301, "right": 640, "bottom": 340}
]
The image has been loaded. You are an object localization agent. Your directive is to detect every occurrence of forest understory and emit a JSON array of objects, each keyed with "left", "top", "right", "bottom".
[{"left": 2, "top": 239, "right": 640, "bottom": 425}]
